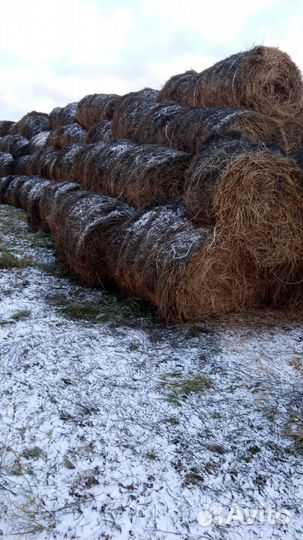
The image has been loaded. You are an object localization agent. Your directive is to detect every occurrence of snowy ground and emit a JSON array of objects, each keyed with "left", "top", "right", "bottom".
[{"left": 0, "top": 203, "right": 303, "bottom": 540}]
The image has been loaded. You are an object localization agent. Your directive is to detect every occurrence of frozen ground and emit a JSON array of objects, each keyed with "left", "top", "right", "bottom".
[{"left": 0, "top": 203, "right": 303, "bottom": 540}]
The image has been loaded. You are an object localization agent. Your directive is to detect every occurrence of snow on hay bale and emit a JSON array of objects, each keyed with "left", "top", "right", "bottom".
[
  {"left": 10, "top": 111, "right": 50, "bottom": 139},
  {"left": 3, "top": 175, "right": 34, "bottom": 208},
  {"left": 76, "top": 93, "right": 120, "bottom": 129},
  {"left": 84, "top": 143, "right": 190, "bottom": 207},
  {"left": 49, "top": 102, "right": 78, "bottom": 129},
  {"left": 0, "top": 135, "right": 30, "bottom": 158},
  {"left": 26, "top": 179, "right": 54, "bottom": 229},
  {"left": 0, "top": 153, "right": 14, "bottom": 176},
  {"left": 47, "top": 124, "right": 87, "bottom": 149},
  {"left": 0, "top": 121, "right": 15, "bottom": 137},
  {"left": 114, "top": 203, "right": 263, "bottom": 321},
  {"left": 15, "top": 155, "right": 35, "bottom": 176},
  {"left": 29, "top": 130, "right": 51, "bottom": 153},
  {"left": 112, "top": 88, "right": 159, "bottom": 140},
  {"left": 39, "top": 183, "right": 134, "bottom": 286},
  {"left": 184, "top": 138, "right": 303, "bottom": 269},
  {"left": 136, "top": 104, "right": 286, "bottom": 151},
  {"left": 86, "top": 121, "right": 113, "bottom": 144},
  {"left": 159, "top": 46, "right": 302, "bottom": 119}
]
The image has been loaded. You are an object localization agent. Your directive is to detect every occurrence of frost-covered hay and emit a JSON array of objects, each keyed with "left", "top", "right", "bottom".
[
  {"left": 0, "top": 152, "right": 14, "bottom": 176},
  {"left": 47, "top": 124, "right": 87, "bottom": 149},
  {"left": 95, "top": 144, "right": 190, "bottom": 207},
  {"left": 115, "top": 203, "right": 262, "bottom": 320},
  {"left": 18, "top": 176, "right": 43, "bottom": 212},
  {"left": 176, "top": 46, "right": 303, "bottom": 119},
  {"left": 15, "top": 154, "right": 35, "bottom": 176},
  {"left": 82, "top": 141, "right": 136, "bottom": 191},
  {"left": 29, "top": 130, "right": 51, "bottom": 153},
  {"left": 3, "top": 175, "right": 33, "bottom": 208},
  {"left": 76, "top": 93, "right": 120, "bottom": 129},
  {"left": 26, "top": 179, "right": 54, "bottom": 229},
  {"left": 0, "top": 176, "right": 15, "bottom": 204},
  {"left": 47, "top": 186, "right": 134, "bottom": 286},
  {"left": 86, "top": 121, "right": 113, "bottom": 144},
  {"left": 11, "top": 111, "right": 50, "bottom": 139},
  {"left": 49, "top": 102, "right": 78, "bottom": 129},
  {"left": 0, "top": 135, "right": 29, "bottom": 158},
  {"left": 136, "top": 104, "right": 286, "bottom": 151},
  {"left": 112, "top": 88, "right": 159, "bottom": 140},
  {"left": 158, "top": 70, "right": 198, "bottom": 104},
  {"left": 0, "top": 120, "right": 15, "bottom": 136},
  {"left": 185, "top": 138, "right": 303, "bottom": 268}
]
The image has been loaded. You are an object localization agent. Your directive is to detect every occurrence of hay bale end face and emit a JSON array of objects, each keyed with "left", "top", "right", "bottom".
[
  {"left": 185, "top": 138, "right": 303, "bottom": 269},
  {"left": 163, "top": 46, "right": 303, "bottom": 119}
]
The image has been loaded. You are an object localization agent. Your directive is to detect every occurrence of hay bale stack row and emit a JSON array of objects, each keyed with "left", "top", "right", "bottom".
[
  {"left": 112, "top": 88, "right": 159, "bottom": 140},
  {"left": 10, "top": 111, "right": 50, "bottom": 138},
  {"left": 47, "top": 123, "right": 87, "bottom": 149},
  {"left": 49, "top": 102, "right": 78, "bottom": 129},
  {"left": 76, "top": 93, "right": 120, "bottom": 129},
  {"left": 0, "top": 175, "right": 267, "bottom": 320},
  {"left": 158, "top": 46, "right": 302, "bottom": 120}
]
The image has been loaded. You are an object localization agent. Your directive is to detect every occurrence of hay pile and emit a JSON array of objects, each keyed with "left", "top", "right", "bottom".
[
  {"left": 76, "top": 93, "right": 120, "bottom": 129},
  {"left": 112, "top": 88, "right": 159, "bottom": 140},
  {"left": 1, "top": 44, "right": 303, "bottom": 321},
  {"left": 136, "top": 105, "right": 286, "bottom": 151},
  {"left": 159, "top": 46, "right": 303, "bottom": 120}
]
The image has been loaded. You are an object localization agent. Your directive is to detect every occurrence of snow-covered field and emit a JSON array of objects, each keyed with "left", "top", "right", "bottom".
[{"left": 0, "top": 203, "right": 303, "bottom": 540}]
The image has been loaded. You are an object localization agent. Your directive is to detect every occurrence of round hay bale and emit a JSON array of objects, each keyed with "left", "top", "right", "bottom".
[
  {"left": 86, "top": 121, "right": 113, "bottom": 144},
  {"left": 0, "top": 121, "right": 15, "bottom": 137},
  {"left": 45, "top": 185, "right": 134, "bottom": 286},
  {"left": 26, "top": 179, "right": 54, "bottom": 229},
  {"left": 4, "top": 175, "right": 33, "bottom": 208},
  {"left": 11, "top": 111, "right": 50, "bottom": 138},
  {"left": 47, "top": 124, "right": 87, "bottom": 149},
  {"left": 53, "top": 144, "right": 86, "bottom": 182},
  {"left": 49, "top": 102, "right": 78, "bottom": 129},
  {"left": 39, "top": 182, "right": 83, "bottom": 234},
  {"left": 158, "top": 70, "right": 198, "bottom": 104},
  {"left": 18, "top": 176, "right": 43, "bottom": 212},
  {"left": 82, "top": 141, "right": 136, "bottom": 191},
  {"left": 112, "top": 88, "right": 159, "bottom": 140},
  {"left": 29, "top": 130, "right": 51, "bottom": 153},
  {"left": 181, "top": 46, "right": 303, "bottom": 119},
  {"left": 136, "top": 104, "right": 286, "bottom": 150},
  {"left": 76, "top": 93, "right": 120, "bottom": 129},
  {"left": 15, "top": 155, "right": 35, "bottom": 175},
  {"left": 0, "top": 153, "right": 14, "bottom": 176},
  {"left": 0, "top": 176, "right": 16, "bottom": 204},
  {"left": 184, "top": 138, "right": 303, "bottom": 268},
  {"left": 0, "top": 135, "right": 30, "bottom": 158},
  {"left": 114, "top": 203, "right": 263, "bottom": 320},
  {"left": 31, "top": 147, "right": 60, "bottom": 179},
  {"left": 99, "top": 144, "right": 190, "bottom": 207}
]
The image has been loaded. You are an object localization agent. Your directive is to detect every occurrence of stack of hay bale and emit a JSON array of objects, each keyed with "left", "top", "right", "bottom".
[{"left": 1, "top": 45, "right": 303, "bottom": 321}]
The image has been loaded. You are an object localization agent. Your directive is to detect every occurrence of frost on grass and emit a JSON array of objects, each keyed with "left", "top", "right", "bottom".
[{"left": 0, "top": 203, "right": 303, "bottom": 539}]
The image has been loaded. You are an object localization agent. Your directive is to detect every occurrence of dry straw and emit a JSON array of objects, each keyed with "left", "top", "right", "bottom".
[
  {"left": 49, "top": 102, "right": 78, "bottom": 129},
  {"left": 159, "top": 46, "right": 303, "bottom": 119},
  {"left": 112, "top": 88, "right": 159, "bottom": 140},
  {"left": 10, "top": 111, "right": 50, "bottom": 139},
  {"left": 0, "top": 153, "right": 14, "bottom": 176},
  {"left": 184, "top": 138, "right": 303, "bottom": 269},
  {"left": 136, "top": 104, "right": 286, "bottom": 151},
  {"left": 0, "top": 121, "right": 15, "bottom": 137},
  {"left": 158, "top": 70, "right": 198, "bottom": 104},
  {"left": 0, "top": 135, "right": 29, "bottom": 158},
  {"left": 114, "top": 203, "right": 264, "bottom": 320},
  {"left": 47, "top": 124, "right": 87, "bottom": 149},
  {"left": 86, "top": 121, "right": 113, "bottom": 144},
  {"left": 76, "top": 93, "right": 120, "bottom": 129},
  {"left": 29, "top": 131, "right": 51, "bottom": 153}
]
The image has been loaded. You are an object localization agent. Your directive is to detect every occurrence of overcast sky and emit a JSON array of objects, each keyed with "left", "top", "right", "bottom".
[{"left": 0, "top": 0, "right": 302, "bottom": 120}]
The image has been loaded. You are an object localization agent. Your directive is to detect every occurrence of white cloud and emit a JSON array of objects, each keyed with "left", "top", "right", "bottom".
[{"left": 0, "top": 0, "right": 302, "bottom": 120}]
